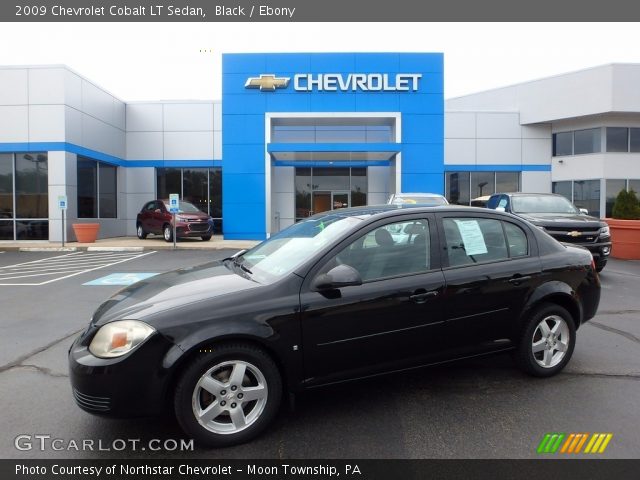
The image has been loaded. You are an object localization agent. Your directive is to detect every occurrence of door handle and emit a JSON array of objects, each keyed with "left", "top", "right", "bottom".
[
  {"left": 409, "top": 290, "right": 439, "bottom": 303},
  {"left": 508, "top": 275, "right": 532, "bottom": 285}
]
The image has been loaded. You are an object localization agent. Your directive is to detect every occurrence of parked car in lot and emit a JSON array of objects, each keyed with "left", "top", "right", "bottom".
[
  {"left": 70, "top": 206, "right": 600, "bottom": 447},
  {"left": 136, "top": 200, "right": 213, "bottom": 242},
  {"left": 388, "top": 192, "right": 449, "bottom": 206},
  {"left": 487, "top": 193, "right": 611, "bottom": 271}
]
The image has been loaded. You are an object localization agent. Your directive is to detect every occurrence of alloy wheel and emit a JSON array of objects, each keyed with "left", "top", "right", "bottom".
[
  {"left": 191, "top": 360, "right": 268, "bottom": 435},
  {"left": 531, "top": 315, "right": 570, "bottom": 368}
]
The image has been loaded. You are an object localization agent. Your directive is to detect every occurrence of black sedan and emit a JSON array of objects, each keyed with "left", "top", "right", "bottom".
[{"left": 69, "top": 206, "right": 600, "bottom": 447}]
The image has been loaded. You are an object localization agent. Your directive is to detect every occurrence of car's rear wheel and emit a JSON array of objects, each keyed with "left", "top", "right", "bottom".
[
  {"left": 201, "top": 235, "right": 212, "bottom": 241},
  {"left": 136, "top": 224, "right": 147, "bottom": 240},
  {"left": 163, "top": 224, "right": 173, "bottom": 242},
  {"left": 514, "top": 303, "right": 576, "bottom": 377},
  {"left": 174, "top": 343, "right": 282, "bottom": 447}
]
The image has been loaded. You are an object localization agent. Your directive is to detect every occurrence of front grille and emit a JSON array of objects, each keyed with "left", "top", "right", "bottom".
[
  {"left": 545, "top": 227, "right": 600, "bottom": 244},
  {"left": 73, "top": 388, "right": 111, "bottom": 412},
  {"left": 189, "top": 223, "right": 210, "bottom": 232}
]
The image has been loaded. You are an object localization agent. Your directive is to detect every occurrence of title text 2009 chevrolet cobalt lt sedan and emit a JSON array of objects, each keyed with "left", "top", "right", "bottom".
[{"left": 69, "top": 206, "right": 600, "bottom": 447}]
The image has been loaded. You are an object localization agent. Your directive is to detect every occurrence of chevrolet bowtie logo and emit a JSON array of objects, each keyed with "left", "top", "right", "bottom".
[
  {"left": 567, "top": 231, "right": 582, "bottom": 237},
  {"left": 245, "top": 74, "right": 290, "bottom": 91}
]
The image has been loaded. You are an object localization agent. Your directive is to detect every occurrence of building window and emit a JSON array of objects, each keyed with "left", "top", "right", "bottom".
[
  {"left": 294, "top": 167, "right": 367, "bottom": 221},
  {"left": 605, "top": 179, "right": 626, "bottom": 217},
  {"left": 553, "top": 132, "right": 573, "bottom": 156},
  {"left": 445, "top": 171, "right": 520, "bottom": 205},
  {"left": 630, "top": 129, "right": 640, "bottom": 153},
  {"left": 573, "top": 128, "right": 601, "bottom": 155},
  {"left": 271, "top": 118, "right": 395, "bottom": 144},
  {"left": 552, "top": 181, "right": 572, "bottom": 201},
  {"left": 553, "top": 179, "right": 601, "bottom": 218},
  {"left": 606, "top": 127, "right": 629, "bottom": 152},
  {"left": 77, "top": 157, "right": 117, "bottom": 218},
  {"left": 0, "top": 152, "right": 49, "bottom": 240},
  {"left": 156, "top": 167, "right": 223, "bottom": 229}
]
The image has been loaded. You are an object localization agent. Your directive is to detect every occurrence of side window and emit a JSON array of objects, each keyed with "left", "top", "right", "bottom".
[
  {"left": 443, "top": 217, "right": 509, "bottom": 267},
  {"left": 324, "top": 219, "right": 431, "bottom": 282},
  {"left": 504, "top": 222, "right": 528, "bottom": 257}
]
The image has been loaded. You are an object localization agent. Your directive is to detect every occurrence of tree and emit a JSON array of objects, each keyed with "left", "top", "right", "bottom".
[{"left": 611, "top": 189, "right": 640, "bottom": 220}]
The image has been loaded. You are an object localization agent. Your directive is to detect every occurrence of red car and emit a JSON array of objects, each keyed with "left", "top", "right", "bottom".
[{"left": 136, "top": 200, "right": 214, "bottom": 242}]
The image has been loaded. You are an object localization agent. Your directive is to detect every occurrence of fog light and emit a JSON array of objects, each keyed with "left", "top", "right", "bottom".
[{"left": 602, "top": 246, "right": 611, "bottom": 255}]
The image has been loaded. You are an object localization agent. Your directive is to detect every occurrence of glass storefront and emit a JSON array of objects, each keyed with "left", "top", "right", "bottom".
[
  {"left": 77, "top": 157, "right": 117, "bottom": 218},
  {"left": 0, "top": 152, "right": 48, "bottom": 240},
  {"left": 445, "top": 171, "right": 519, "bottom": 205},
  {"left": 157, "top": 167, "right": 223, "bottom": 230},
  {"left": 295, "top": 167, "right": 367, "bottom": 221}
]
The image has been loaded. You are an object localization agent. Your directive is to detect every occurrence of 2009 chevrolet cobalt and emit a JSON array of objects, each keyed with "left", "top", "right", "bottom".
[{"left": 69, "top": 206, "right": 600, "bottom": 447}]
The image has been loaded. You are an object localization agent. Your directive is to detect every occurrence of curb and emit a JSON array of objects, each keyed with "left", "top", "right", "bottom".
[{"left": 86, "top": 246, "right": 144, "bottom": 252}]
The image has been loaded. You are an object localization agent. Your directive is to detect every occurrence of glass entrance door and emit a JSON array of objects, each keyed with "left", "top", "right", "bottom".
[
  {"left": 331, "top": 191, "right": 350, "bottom": 210},
  {"left": 311, "top": 191, "right": 350, "bottom": 214}
]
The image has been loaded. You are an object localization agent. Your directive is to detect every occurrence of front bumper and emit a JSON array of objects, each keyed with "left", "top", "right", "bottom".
[
  {"left": 175, "top": 221, "right": 213, "bottom": 238},
  {"left": 68, "top": 327, "right": 175, "bottom": 417}
]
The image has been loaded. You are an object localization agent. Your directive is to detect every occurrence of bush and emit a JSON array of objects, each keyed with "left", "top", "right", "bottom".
[{"left": 612, "top": 189, "right": 640, "bottom": 220}]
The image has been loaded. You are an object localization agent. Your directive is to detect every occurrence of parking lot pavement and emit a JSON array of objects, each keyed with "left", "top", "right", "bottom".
[
  {"left": 0, "top": 251, "right": 155, "bottom": 285},
  {"left": 0, "top": 254, "right": 638, "bottom": 459}
]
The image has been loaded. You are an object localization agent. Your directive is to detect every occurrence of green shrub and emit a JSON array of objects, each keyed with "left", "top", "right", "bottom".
[{"left": 612, "top": 189, "right": 640, "bottom": 220}]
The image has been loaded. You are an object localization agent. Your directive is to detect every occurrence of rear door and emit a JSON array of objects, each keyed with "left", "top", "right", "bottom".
[
  {"left": 299, "top": 214, "right": 446, "bottom": 385},
  {"left": 437, "top": 213, "right": 542, "bottom": 352}
]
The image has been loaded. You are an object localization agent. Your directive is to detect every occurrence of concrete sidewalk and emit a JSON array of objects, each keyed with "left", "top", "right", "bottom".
[{"left": 0, "top": 235, "right": 259, "bottom": 252}]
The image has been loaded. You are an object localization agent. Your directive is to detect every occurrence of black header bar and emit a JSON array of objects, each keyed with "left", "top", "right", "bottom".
[{"left": 4, "top": 0, "right": 640, "bottom": 22}]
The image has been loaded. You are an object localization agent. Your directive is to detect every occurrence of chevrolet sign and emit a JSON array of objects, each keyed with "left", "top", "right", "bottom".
[{"left": 245, "top": 73, "right": 422, "bottom": 92}]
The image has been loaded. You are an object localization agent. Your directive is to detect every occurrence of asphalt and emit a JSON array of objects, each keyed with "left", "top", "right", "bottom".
[
  {"left": 0, "top": 235, "right": 259, "bottom": 252},
  {"left": 0, "top": 251, "right": 638, "bottom": 459}
]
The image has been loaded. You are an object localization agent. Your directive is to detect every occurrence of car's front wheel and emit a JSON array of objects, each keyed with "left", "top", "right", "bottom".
[
  {"left": 174, "top": 343, "right": 282, "bottom": 447},
  {"left": 514, "top": 303, "right": 576, "bottom": 377},
  {"left": 136, "top": 223, "right": 147, "bottom": 240},
  {"left": 163, "top": 224, "right": 173, "bottom": 242}
]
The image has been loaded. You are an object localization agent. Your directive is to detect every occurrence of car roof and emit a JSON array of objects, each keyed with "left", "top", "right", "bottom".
[
  {"left": 310, "top": 204, "right": 502, "bottom": 220},
  {"left": 494, "top": 192, "right": 563, "bottom": 197}
]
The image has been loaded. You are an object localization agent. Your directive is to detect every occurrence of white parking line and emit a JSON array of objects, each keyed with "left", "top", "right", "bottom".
[{"left": 0, "top": 251, "right": 156, "bottom": 286}]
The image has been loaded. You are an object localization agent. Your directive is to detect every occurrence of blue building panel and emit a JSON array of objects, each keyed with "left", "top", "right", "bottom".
[{"left": 222, "top": 52, "right": 445, "bottom": 240}]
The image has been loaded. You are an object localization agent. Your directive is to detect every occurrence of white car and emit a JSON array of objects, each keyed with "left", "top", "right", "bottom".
[{"left": 388, "top": 192, "right": 449, "bottom": 206}]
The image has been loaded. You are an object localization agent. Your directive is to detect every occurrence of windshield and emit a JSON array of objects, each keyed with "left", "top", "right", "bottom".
[
  {"left": 237, "top": 213, "right": 364, "bottom": 283},
  {"left": 392, "top": 195, "right": 448, "bottom": 206},
  {"left": 512, "top": 195, "right": 579, "bottom": 214}
]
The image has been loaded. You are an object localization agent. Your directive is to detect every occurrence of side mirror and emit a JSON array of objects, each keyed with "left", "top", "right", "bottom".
[
  {"left": 312, "top": 264, "right": 363, "bottom": 291},
  {"left": 579, "top": 208, "right": 589, "bottom": 215},
  {"left": 154, "top": 209, "right": 162, "bottom": 213}
]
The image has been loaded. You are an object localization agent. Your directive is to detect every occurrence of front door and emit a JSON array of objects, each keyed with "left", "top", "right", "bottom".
[
  {"left": 312, "top": 191, "right": 351, "bottom": 215},
  {"left": 300, "top": 215, "right": 446, "bottom": 386},
  {"left": 331, "top": 191, "right": 350, "bottom": 210}
]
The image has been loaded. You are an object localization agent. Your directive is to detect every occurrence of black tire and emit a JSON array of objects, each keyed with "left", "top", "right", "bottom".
[
  {"left": 513, "top": 303, "right": 576, "bottom": 377},
  {"left": 596, "top": 260, "right": 607, "bottom": 273},
  {"left": 163, "top": 224, "right": 173, "bottom": 243},
  {"left": 136, "top": 223, "right": 147, "bottom": 240},
  {"left": 201, "top": 235, "right": 212, "bottom": 241},
  {"left": 174, "top": 343, "right": 282, "bottom": 447}
]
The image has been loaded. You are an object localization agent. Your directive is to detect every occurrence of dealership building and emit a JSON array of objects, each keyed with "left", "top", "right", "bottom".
[{"left": 1, "top": 53, "right": 639, "bottom": 242}]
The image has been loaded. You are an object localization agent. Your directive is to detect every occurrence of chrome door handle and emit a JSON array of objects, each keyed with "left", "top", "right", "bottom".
[
  {"left": 508, "top": 275, "right": 532, "bottom": 285},
  {"left": 409, "top": 291, "right": 439, "bottom": 303}
]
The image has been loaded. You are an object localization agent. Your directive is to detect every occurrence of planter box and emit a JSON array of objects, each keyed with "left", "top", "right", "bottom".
[
  {"left": 606, "top": 218, "right": 640, "bottom": 260},
  {"left": 72, "top": 223, "right": 100, "bottom": 243}
]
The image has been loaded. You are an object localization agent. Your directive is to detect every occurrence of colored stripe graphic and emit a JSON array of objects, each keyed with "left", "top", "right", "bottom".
[
  {"left": 537, "top": 433, "right": 565, "bottom": 453},
  {"left": 539, "top": 433, "right": 613, "bottom": 454}
]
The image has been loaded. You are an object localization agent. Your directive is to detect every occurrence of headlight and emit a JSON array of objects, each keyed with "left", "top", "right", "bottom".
[
  {"left": 599, "top": 225, "right": 610, "bottom": 237},
  {"left": 89, "top": 320, "right": 155, "bottom": 358},
  {"left": 176, "top": 216, "right": 186, "bottom": 222}
]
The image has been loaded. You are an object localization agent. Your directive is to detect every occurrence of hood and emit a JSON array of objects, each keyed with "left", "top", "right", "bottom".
[
  {"left": 176, "top": 212, "right": 210, "bottom": 220},
  {"left": 91, "top": 260, "right": 260, "bottom": 326},
  {"left": 517, "top": 212, "right": 604, "bottom": 228}
]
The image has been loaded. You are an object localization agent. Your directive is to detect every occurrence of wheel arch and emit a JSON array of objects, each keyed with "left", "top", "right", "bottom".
[
  {"left": 162, "top": 335, "right": 291, "bottom": 412},
  {"left": 519, "top": 283, "right": 583, "bottom": 332}
]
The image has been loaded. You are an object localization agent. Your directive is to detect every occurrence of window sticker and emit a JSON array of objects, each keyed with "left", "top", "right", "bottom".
[
  {"left": 498, "top": 198, "right": 508, "bottom": 208},
  {"left": 454, "top": 220, "right": 488, "bottom": 256}
]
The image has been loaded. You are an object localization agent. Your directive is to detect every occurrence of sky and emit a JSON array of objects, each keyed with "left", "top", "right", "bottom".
[{"left": 0, "top": 22, "right": 639, "bottom": 101}]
